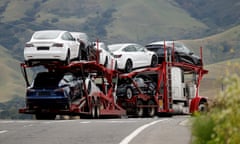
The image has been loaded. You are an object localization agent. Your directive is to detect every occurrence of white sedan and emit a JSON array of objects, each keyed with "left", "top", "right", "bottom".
[
  {"left": 108, "top": 43, "right": 158, "bottom": 72},
  {"left": 24, "top": 30, "right": 80, "bottom": 66},
  {"left": 93, "top": 42, "right": 118, "bottom": 70}
]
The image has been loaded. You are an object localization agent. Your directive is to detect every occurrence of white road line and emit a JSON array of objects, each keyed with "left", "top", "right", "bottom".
[
  {"left": 80, "top": 121, "right": 91, "bottom": 124},
  {"left": 119, "top": 119, "right": 168, "bottom": 144},
  {"left": 0, "top": 130, "right": 8, "bottom": 134}
]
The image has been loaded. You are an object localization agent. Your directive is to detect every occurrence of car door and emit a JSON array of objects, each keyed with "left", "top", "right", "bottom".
[
  {"left": 134, "top": 44, "right": 152, "bottom": 67},
  {"left": 122, "top": 45, "right": 139, "bottom": 68},
  {"left": 63, "top": 32, "right": 79, "bottom": 59}
]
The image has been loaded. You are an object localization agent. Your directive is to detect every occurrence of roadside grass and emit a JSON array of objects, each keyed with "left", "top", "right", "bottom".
[{"left": 192, "top": 64, "right": 240, "bottom": 144}]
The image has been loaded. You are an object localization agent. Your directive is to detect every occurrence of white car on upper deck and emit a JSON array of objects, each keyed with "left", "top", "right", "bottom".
[
  {"left": 108, "top": 43, "right": 158, "bottom": 72},
  {"left": 24, "top": 30, "right": 79, "bottom": 66}
]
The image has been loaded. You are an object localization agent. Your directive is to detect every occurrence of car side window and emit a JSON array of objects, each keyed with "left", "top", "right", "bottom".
[
  {"left": 123, "top": 46, "right": 136, "bottom": 52},
  {"left": 62, "top": 32, "right": 75, "bottom": 41},
  {"left": 136, "top": 45, "right": 145, "bottom": 52}
]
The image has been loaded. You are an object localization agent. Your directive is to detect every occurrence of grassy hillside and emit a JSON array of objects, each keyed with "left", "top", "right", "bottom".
[
  {"left": 181, "top": 25, "right": 240, "bottom": 64},
  {"left": 105, "top": 0, "right": 208, "bottom": 43},
  {"left": 200, "top": 58, "right": 240, "bottom": 100},
  {"left": 0, "top": 45, "right": 25, "bottom": 102},
  {"left": 0, "top": 0, "right": 208, "bottom": 51}
]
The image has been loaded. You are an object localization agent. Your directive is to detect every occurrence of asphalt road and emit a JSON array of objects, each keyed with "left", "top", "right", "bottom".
[{"left": 0, "top": 116, "right": 191, "bottom": 144}]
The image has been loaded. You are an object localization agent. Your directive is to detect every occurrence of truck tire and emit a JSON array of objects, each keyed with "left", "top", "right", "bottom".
[
  {"left": 136, "top": 100, "right": 144, "bottom": 117},
  {"left": 198, "top": 102, "right": 208, "bottom": 113},
  {"left": 147, "top": 100, "right": 156, "bottom": 117}
]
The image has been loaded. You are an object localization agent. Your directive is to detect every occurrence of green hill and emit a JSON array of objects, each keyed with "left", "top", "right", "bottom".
[
  {"left": 181, "top": 25, "right": 240, "bottom": 64},
  {"left": 0, "top": 45, "right": 25, "bottom": 102}
]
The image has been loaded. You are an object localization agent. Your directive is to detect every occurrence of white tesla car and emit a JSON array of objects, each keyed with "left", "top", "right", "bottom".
[
  {"left": 93, "top": 42, "right": 118, "bottom": 70},
  {"left": 24, "top": 30, "right": 80, "bottom": 66},
  {"left": 108, "top": 43, "right": 158, "bottom": 72}
]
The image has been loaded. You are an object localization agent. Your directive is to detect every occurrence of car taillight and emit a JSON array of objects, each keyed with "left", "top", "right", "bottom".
[
  {"left": 114, "top": 54, "right": 122, "bottom": 58},
  {"left": 52, "top": 43, "right": 63, "bottom": 47},
  {"left": 54, "top": 88, "right": 64, "bottom": 92},
  {"left": 25, "top": 43, "right": 34, "bottom": 47}
]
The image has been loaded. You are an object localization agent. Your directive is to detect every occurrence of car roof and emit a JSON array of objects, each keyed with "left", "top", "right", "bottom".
[
  {"left": 108, "top": 43, "right": 137, "bottom": 51},
  {"left": 31, "top": 30, "right": 67, "bottom": 40},
  {"left": 70, "top": 32, "right": 87, "bottom": 37},
  {"left": 147, "top": 41, "right": 182, "bottom": 46}
]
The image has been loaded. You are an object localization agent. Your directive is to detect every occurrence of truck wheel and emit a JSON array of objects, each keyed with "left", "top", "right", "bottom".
[
  {"left": 136, "top": 100, "right": 144, "bottom": 117},
  {"left": 91, "top": 99, "right": 96, "bottom": 118},
  {"left": 95, "top": 105, "right": 100, "bottom": 118},
  {"left": 147, "top": 100, "right": 156, "bottom": 117},
  {"left": 198, "top": 102, "right": 208, "bottom": 113}
]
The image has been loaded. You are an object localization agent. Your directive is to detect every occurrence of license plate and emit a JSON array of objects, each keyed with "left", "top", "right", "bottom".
[{"left": 37, "top": 47, "right": 49, "bottom": 50}]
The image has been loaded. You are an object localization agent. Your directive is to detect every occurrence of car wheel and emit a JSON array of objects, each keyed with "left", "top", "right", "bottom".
[
  {"left": 151, "top": 55, "right": 158, "bottom": 67},
  {"left": 126, "top": 87, "right": 133, "bottom": 99},
  {"left": 65, "top": 51, "right": 70, "bottom": 65},
  {"left": 125, "top": 59, "right": 132, "bottom": 73}
]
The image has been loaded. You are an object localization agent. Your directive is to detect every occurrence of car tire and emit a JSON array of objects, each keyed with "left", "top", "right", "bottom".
[
  {"left": 125, "top": 59, "right": 132, "bottom": 73},
  {"left": 151, "top": 55, "right": 158, "bottom": 67},
  {"left": 126, "top": 87, "right": 133, "bottom": 99},
  {"left": 65, "top": 51, "right": 70, "bottom": 65}
]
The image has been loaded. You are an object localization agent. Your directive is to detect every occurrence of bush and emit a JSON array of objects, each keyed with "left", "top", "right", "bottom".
[{"left": 192, "top": 74, "right": 240, "bottom": 144}]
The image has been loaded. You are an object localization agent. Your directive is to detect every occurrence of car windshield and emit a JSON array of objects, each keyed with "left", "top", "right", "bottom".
[
  {"left": 33, "top": 72, "right": 64, "bottom": 89},
  {"left": 33, "top": 31, "right": 61, "bottom": 39},
  {"left": 108, "top": 45, "right": 123, "bottom": 52}
]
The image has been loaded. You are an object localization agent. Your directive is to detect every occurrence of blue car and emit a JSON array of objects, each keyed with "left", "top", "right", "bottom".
[{"left": 26, "top": 72, "right": 82, "bottom": 110}]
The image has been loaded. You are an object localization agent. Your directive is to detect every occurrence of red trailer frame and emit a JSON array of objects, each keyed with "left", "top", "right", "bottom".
[{"left": 19, "top": 61, "right": 126, "bottom": 118}]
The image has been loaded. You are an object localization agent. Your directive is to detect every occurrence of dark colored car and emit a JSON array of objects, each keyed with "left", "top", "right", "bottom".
[
  {"left": 26, "top": 72, "right": 82, "bottom": 110},
  {"left": 145, "top": 41, "right": 202, "bottom": 66},
  {"left": 116, "top": 74, "right": 156, "bottom": 99}
]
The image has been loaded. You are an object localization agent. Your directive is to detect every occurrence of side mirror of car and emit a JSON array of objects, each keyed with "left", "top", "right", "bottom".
[{"left": 189, "top": 52, "right": 194, "bottom": 55}]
